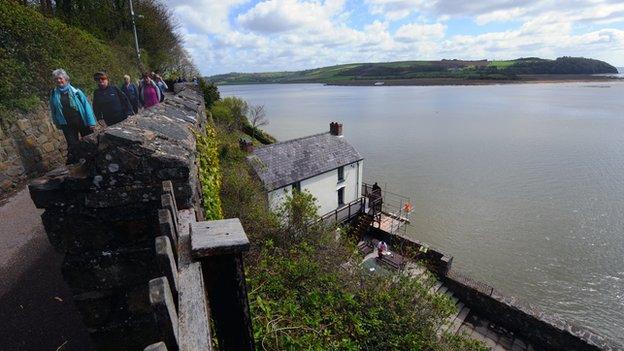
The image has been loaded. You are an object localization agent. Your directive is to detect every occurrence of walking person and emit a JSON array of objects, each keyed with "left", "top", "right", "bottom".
[
  {"left": 92, "top": 72, "right": 133, "bottom": 127},
  {"left": 49, "top": 69, "right": 96, "bottom": 164},
  {"left": 153, "top": 73, "right": 168, "bottom": 94},
  {"left": 120, "top": 74, "right": 140, "bottom": 114},
  {"left": 138, "top": 73, "right": 162, "bottom": 109}
]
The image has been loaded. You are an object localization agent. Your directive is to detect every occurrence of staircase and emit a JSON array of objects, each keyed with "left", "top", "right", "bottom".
[
  {"left": 404, "top": 262, "right": 471, "bottom": 338},
  {"left": 352, "top": 213, "right": 373, "bottom": 240}
]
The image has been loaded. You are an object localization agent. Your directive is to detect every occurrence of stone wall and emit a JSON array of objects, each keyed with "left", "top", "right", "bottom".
[
  {"left": 0, "top": 105, "right": 66, "bottom": 196},
  {"left": 369, "top": 228, "right": 622, "bottom": 351},
  {"left": 444, "top": 270, "right": 622, "bottom": 351},
  {"left": 29, "top": 84, "right": 207, "bottom": 350},
  {"left": 369, "top": 227, "right": 453, "bottom": 276}
]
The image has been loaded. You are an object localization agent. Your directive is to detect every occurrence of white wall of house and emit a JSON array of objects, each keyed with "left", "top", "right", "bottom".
[
  {"left": 267, "top": 161, "right": 363, "bottom": 216},
  {"left": 267, "top": 184, "right": 292, "bottom": 213}
]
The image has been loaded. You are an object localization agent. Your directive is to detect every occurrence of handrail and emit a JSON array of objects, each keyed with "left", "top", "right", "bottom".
[{"left": 318, "top": 197, "right": 365, "bottom": 224}]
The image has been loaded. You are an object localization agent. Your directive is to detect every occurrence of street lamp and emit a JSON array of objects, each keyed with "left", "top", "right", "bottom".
[{"left": 129, "top": 0, "right": 141, "bottom": 68}]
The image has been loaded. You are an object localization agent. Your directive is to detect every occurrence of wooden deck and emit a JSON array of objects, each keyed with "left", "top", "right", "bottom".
[{"left": 372, "top": 212, "right": 409, "bottom": 233}]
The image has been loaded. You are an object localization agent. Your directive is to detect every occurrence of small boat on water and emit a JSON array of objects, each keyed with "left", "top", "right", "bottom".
[{"left": 373, "top": 81, "right": 385, "bottom": 86}]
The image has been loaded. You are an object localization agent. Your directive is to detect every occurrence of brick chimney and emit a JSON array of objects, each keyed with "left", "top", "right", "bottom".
[{"left": 329, "top": 122, "right": 343, "bottom": 136}]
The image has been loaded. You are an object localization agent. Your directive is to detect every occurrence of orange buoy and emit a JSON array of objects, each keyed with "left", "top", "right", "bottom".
[{"left": 403, "top": 202, "right": 413, "bottom": 213}]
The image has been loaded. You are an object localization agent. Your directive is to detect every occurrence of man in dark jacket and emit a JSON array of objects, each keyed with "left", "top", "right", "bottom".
[
  {"left": 120, "top": 74, "right": 140, "bottom": 114},
  {"left": 92, "top": 71, "right": 133, "bottom": 126}
]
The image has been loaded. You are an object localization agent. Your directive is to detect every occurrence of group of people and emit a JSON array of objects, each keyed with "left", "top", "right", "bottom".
[{"left": 49, "top": 69, "right": 169, "bottom": 163}]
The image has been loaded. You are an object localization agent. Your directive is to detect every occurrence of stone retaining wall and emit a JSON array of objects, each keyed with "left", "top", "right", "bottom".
[
  {"left": 29, "top": 84, "right": 207, "bottom": 350},
  {"left": 444, "top": 270, "right": 622, "bottom": 351},
  {"left": 370, "top": 228, "right": 622, "bottom": 351},
  {"left": 0, "top": 105, "right": 66, "bottom": 196},
  {"left": 369, "top": 227, "right": 453, "bottom": 276}
]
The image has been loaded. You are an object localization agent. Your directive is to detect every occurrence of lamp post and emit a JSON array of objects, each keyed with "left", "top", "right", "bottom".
[{"left": 129, "top": 0, "right": 141, "bottom": 68}]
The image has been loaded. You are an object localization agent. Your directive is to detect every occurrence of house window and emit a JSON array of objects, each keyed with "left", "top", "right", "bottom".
[
  {"left": 292, "top": 181, "right": 301, "bottom": 192},
  {"left": 337, "top": 187, "right": 344, "bottom": 206},
  {"left": 337, "top": 166, "right": 344, "bottom": 182}
]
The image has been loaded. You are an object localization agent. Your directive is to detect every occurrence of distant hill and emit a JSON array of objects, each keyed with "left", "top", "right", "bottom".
[{"left": 207, "top": 57, "right": 619, "bottom": 85}]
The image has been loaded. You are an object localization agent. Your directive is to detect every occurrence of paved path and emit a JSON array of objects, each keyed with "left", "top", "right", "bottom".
[{"left": 0, "top": 188, "right": 93, "bottom": 351}]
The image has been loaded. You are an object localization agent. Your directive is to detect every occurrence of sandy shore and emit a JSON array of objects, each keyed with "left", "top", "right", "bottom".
[{"left": 326, "top": 74, "right": 623, "bottom": 87}]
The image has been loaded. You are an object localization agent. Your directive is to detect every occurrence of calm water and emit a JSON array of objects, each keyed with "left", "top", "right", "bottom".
[{"left": 220, "top": 82, "right": 624, "bottom": 343}]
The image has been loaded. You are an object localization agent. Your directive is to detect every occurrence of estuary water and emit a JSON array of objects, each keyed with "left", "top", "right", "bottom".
[{"left": 220, "top": 81, "right": 624, "bottom": 343}]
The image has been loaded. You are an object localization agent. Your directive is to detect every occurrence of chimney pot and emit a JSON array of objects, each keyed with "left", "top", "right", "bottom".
[{"left": 330, "top": 122, "right": 343, "bottom": 136}]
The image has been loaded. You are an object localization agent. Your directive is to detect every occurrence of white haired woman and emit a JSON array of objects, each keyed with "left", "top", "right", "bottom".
[{"left": 49, "top": 69, "right": 96, "bottom": 164}]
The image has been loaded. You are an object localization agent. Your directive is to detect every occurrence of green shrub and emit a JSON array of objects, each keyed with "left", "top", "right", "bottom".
[
  {"left": 199, "top": 78, "right": 220, "bottom": 108},
  {"left": 0, "top": 2, "right": 138, "bottom": 116},
  {"left": 210, "top": 103, "right": 235, "bottom": 126},
  {"left": 195, "top": 123, "right": 223, "bottom": 220},
  {"left": 245, "top": 192, "right": 485, "bottom": 351}
]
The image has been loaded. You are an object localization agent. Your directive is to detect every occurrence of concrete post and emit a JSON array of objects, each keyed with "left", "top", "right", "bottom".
[{"left": 190, "top": 218, "right": 254, "bottom": 351}]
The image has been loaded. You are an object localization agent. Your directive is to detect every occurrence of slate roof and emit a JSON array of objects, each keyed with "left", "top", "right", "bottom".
[{"left": 247, "top": 132, "right": 363, "bottom": 191}]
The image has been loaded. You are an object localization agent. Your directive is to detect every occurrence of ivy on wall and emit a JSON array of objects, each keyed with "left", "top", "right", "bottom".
[{"left": 195, "top": 123, "right": 224, "bottom": 220}]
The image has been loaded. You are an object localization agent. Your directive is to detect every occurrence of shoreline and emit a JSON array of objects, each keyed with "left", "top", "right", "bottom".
[{"left": 325, "top": 74, "right": 623, "bottom": 87}]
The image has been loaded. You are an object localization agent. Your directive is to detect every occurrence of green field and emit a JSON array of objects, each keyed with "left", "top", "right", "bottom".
[
  {"left": 207, "top": 57, "right": 618, "bottom": 85},
  {"left": 488, "top": 60, "right": 515, "bottom": 68}
]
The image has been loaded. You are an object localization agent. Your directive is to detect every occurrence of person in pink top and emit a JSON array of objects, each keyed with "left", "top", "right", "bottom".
[{"left": 138, "top": 73, "right": 162, "bottom": 108}]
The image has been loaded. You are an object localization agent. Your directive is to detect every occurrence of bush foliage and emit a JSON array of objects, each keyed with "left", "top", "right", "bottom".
[
  {"left": 0, "top": 0, "right": 198, "bottom": 120},
  {"left": 0, "top": 2, "right": 138, "bottom": 114},
  {"left": 195, "top": 123, "right": 223, "bottom": 220}
]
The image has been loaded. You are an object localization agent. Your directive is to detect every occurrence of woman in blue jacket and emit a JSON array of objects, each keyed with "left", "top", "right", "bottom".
[
  {"left": 49, "top": 69, "right": 96, "bottom": 164},
  {"left": 120, "top": 74, "right": 140, "bottom": 114}
]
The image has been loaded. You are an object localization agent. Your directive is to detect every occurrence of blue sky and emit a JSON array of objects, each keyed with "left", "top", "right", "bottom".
[{"left": 169, "top": 0, "right": 624, "bottom": 75}]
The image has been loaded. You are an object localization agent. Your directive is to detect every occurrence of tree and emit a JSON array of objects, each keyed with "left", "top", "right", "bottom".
[
  {"left": 199, "top": 79, "right": 220, "bottom": 108},
  {"left": 220, "top": 96, "right": 248, "bottom": 130},
  {"left": 276, "top": 189, "right": 320, "bottom": 239},
  {"left": 248, "top": 104, "right": 268, "bottom": 139}
]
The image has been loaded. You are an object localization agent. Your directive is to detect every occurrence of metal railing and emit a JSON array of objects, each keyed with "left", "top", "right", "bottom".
[
  {"left": 362, "top": 182, "right": 412, "bottom": 235},
  {"left": 319, "top": 197, "right": 365, "bottom": 225}
]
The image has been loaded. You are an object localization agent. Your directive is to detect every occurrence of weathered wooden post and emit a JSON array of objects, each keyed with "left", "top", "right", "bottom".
[{"left": 190, "top": 218, "right": 254, "bottom": 351}]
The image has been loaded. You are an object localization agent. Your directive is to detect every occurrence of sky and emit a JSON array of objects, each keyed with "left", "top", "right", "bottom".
[{"left": 168, "top": 0, "right": 624, "bottom": 75}]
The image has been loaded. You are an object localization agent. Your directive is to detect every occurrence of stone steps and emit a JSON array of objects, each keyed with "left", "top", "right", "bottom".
[{"left": 448, "top": 305, "right": 471, "bottom": 335}]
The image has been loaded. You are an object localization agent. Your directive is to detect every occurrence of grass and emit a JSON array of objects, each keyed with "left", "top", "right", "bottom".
[{"left": 488, "top": 60, "right": 515, "bottom": 68}]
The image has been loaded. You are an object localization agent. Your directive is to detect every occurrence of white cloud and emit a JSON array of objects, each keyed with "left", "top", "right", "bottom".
[
  {"left": 475, "top": 7, "right": 527, "bottom": 25},
  {"left": 170, "top": 0, "right": 624, "bottom": 74},
  {"left": 365, "top": 0, "right": 430, "bottom": 21},
  {"left": 170, "top": 0, "right": 248, "bottom": 35},
  {"left": 237, "top": 0, "right": 346, "bottom": 33},
  {"left": 395, "top": 23, "right": 446, "bottom": 42}
]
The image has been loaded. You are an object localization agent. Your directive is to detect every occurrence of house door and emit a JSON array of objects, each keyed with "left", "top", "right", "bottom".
[{"left": 338, "top": 187, "right": 345, "bottom": 206}]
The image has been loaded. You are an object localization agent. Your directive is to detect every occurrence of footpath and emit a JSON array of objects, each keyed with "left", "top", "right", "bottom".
[{"left": 0, "top": 188, "right": 93, "bottom": 351}]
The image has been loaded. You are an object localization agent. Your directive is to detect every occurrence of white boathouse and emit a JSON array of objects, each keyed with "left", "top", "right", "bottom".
[{"left": 247, "top": 122, "right": 364, "bottom": 217}]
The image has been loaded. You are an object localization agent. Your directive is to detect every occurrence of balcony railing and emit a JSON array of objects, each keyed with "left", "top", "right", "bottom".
[{"left": 319, "top": 197, "right": 365, "bottom": 225}]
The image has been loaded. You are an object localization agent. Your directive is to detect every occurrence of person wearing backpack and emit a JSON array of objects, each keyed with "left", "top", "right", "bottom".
[
  {"left": 138, "top": 73, "right": 163, "bottom": 108},
  {"left": 92, "top": 71, "right": 134, "bottom": 126}
]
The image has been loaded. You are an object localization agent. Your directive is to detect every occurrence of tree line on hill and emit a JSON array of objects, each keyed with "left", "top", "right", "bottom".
[
  {"left": 208, "top": 57, "right": 618, "bottom": 84},
  {"left": 1, "top": 0, "right": 197, "bottom": 117},
  {"left": 504, "top": 57, "right": 618, "bottom": 74}
]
